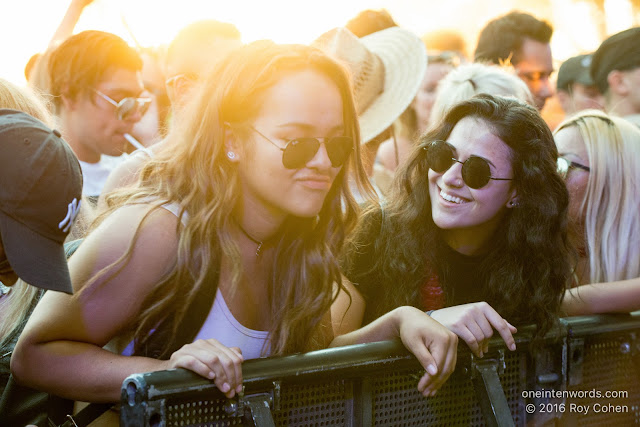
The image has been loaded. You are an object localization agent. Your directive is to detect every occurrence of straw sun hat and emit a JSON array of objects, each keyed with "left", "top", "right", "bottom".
[{"left": 313, "top": 26, "right": 427, "bottom": 144}]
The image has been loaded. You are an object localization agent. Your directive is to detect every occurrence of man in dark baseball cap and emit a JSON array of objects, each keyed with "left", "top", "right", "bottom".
[
  {"left": 0, "top": 109, "right": 83, "bottom": 294},
  {"left": 590, "top": 27, "right": 640, "bottom": 127},
  {"left": 556, "top": 54, "right": 604, "bottom": 117}
]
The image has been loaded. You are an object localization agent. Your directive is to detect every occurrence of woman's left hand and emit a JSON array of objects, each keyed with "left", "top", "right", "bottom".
[{"left": 430, "top": 302, "right": 517, "bottom": 358}]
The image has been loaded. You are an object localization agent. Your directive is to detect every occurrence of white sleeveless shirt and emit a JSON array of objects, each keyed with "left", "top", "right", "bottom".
[{"left": 121, "top": 202, "right": 270, "bottom": 359}]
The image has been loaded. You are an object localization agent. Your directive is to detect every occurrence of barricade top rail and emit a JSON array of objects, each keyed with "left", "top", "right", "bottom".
[{"left": 122, "top": 312, "right": 640, "bottom": 402}]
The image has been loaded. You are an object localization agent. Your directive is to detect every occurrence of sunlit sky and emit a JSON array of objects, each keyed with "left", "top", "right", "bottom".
[{"left": 1, "top": 0, "right": 638, "bottom": 86}]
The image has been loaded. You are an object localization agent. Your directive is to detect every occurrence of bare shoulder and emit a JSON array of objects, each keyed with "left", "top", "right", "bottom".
[
  {"left": 18, "top": 203, "right": 182, "bottom": 348},
  {"left": 108, "top": 151, "right": 151, "bottom": 188},
  {"left": 69, "top": 203, "right": 181, "bottom": 293},
  {"left": 97, "top": 150, "right": 153, "bottom": 210}
]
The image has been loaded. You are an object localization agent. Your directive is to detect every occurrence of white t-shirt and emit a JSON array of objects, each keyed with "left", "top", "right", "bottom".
[{"left": 79, "top": 154, "right": 127, "bottom": 197}]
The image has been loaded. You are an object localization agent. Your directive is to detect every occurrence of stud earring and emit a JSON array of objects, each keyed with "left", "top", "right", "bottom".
[
  {"left": 509, "top": 200, "right": 519, "bottom": 208},
  {"left": 227, "top": 151, "right": 236, "bottom": 159}
]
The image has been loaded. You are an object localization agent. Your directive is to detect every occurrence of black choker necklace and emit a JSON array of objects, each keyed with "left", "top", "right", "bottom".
[{"left": 237, "top": 223, "right": 264, "bottom": 257}]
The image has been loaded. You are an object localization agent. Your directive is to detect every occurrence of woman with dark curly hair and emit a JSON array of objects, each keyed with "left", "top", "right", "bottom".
[{"left": 343, "top": 94, "right": 574, "bottom": 357}]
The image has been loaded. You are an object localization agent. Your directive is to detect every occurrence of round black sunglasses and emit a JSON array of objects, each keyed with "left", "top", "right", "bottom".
[{"left": 424, "top": 140, "right": 513, "bottom": 189}]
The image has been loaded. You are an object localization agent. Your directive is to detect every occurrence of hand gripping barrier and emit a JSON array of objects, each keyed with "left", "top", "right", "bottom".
[{"left": 120, "top": 313, "right": 640, "bottom": 426}]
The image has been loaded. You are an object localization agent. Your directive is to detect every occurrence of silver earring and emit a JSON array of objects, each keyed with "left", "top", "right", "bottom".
[
  {"left": 227, "top": 151, "right": 236, "bottom": 159},
  {"left": 509, "top": 200, "right": 519, "bottom": 207}
]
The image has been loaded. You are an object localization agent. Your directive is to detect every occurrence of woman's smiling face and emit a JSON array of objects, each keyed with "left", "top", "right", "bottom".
[{"left": 428, "top": 117, "right": 517, "bottom": 252}]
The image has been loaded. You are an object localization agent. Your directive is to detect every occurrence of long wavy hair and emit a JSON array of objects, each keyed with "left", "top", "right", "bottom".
[
  {"left": 344, "top": 94, "right": 573, "bottom": 337},
  {"left": 555, "top": 110, "right": 640, "bottom": 283},
  {"left": 93, "top": 40, "right": 371, "bottom": 358}
]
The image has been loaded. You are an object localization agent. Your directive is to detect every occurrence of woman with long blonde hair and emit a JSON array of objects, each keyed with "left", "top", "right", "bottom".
[
  {"left": 12, "top": 40, "right": 457, "bottom": 405},
  {"left": 554, "top": 111, "right": 640, "bottom": 314}
]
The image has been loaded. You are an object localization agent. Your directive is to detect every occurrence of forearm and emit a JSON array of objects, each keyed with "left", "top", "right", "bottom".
[
  {"left": 562, "top": 278, "right": 640, "bottom": 316},
  {"left": 12, "top": 340, "right": 168, "bottom": 402},
  {"left": 49, "top": 0, "right": 89, "bottom": 47},
  {"left": 329, "top": 306, "right": 409, "bottom": 347}
]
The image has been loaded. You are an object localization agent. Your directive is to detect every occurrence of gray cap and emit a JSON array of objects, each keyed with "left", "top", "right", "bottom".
[{"left": 557, "top": 54, "right": 595, "bottom": 91}]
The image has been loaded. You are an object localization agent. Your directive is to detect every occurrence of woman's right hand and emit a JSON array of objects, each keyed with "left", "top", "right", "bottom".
[
  {"left": 395, "top": 306, "right": 459, "bottom": 397},
  {"left": 167, "top": 339, "right": 244, "bottom": 398},
  {"left": 430, "top": 302, "right": 517, "bottom": 358}
]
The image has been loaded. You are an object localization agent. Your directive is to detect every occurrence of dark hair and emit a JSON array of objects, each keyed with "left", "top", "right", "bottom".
[
  {"left": 345, "top": 9, "right": 397, "bottom": 38},
  {"left": 474, "top": 11, "right": 553, "bottom": 65},
  {"left": 343, "top": 94, "right": 573, "bottom": 339},
  {"left": 48, "top": 31, "right": 143, "bottom": 112}
]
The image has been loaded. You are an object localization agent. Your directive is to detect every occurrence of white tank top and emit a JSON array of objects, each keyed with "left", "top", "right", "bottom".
[{"left": 121, "top": 202, "right": 270, "bottom": 359}]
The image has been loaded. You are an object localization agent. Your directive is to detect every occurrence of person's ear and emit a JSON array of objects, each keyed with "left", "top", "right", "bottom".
[
  {"left": 607, "top": 70, "right": 629, "bottom": 97},
  {"left": 506, "top": 189, "right": 519, "bottom": 209},
  {"left": 223, "top": 122, "right": 241, "bottom": 163},
  {"left": 60, "top": 86, "right": 78, "bottom": 111}
]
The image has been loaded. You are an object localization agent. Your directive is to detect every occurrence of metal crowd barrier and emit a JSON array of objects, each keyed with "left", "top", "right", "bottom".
[{"left": 120, "top": 314, "right": 640, "bottom": 426}]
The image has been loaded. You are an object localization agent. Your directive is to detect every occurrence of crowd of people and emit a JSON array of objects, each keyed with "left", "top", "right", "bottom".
[{"left": 0, "top": 2, "right": 639, "bottom": 425}]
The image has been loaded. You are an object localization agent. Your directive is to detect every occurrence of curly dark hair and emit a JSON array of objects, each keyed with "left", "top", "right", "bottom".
[
  {"left": 474, "top": 11, "right": 553, "bottom": 65},
  {"left": 343, "top": 94, "right": 573, "bottom": 339}
]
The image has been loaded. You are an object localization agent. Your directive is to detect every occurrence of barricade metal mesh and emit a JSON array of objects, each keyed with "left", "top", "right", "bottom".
[
  {"left": 272, "top": 380, "right": 347, "bottom": 426},
  {"left": 561, "top": 331, "right": 640, "bottom": 426},
  {"left": 166, "top": 397, "right": 242, "bottom": 426},
  {"left": 371, "top": 351, "right": 525, "bottom": 426}
]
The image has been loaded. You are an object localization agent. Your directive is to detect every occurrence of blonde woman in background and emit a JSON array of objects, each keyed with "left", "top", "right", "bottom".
[
  {"left": 428, "top": 62, "right": 533, "bottom": 127},
  {"left": 554, "top": 111, "right": 640, "bottom": 315},
  {"left": 378, "top": 62, "right": 533, "bottom": 173}
]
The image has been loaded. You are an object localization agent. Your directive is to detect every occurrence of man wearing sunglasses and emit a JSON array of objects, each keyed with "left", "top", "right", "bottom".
[
  {"left": 475, "top": 11, "right": 554, "bottom": 111},
  {"left": 96, "top": 21, "right": 242, "bottom": 211},
  {"left": 48, "top": 30, "right": 146, "bottom": 200}
]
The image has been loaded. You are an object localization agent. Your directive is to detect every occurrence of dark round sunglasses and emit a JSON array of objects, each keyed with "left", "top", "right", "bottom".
[
  {"left": 424, "top": 140, "right": 513, "bottom": 189},
  {"left": 249, "top": 126, "right": 353, "bottom": 169},
  {"left": 557, "top": 157, "right": 590, "bottom": 179}
]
